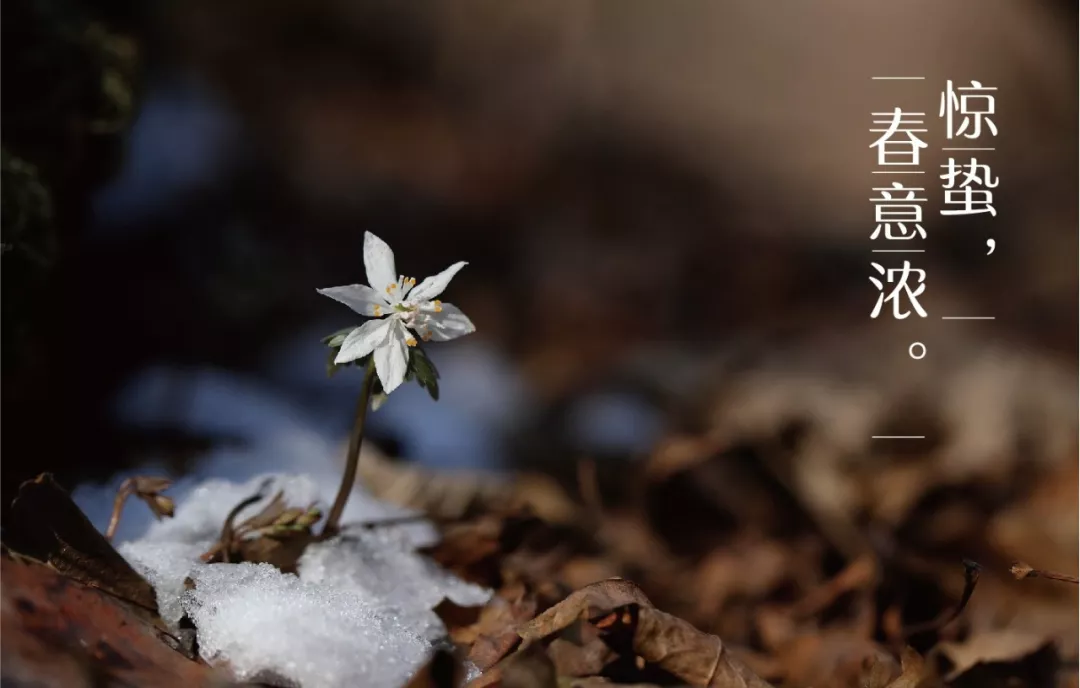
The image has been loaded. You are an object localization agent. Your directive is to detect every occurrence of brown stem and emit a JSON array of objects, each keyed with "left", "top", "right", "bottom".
[
  {"left": 105, "top": 479, "right": 135, "bottom": 541},
  {"left": 1010, "top": 560, "right": 1079, "bottom": 585},
  {"left": 322, "top": 358, "right": 377, "bottom": 537},
  {"left": 902, "top": 559, "right": 981, "bottom": 638}
]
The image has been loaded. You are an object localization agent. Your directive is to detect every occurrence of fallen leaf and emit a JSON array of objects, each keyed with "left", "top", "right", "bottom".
[
  {"left": 546, "top": 619, "right": 617, "bottom": 677},
  {"left": 475, "top": 642, "right": 558, "bottom": 688},
  {"left": 933, "top": 630, "right": 1055, "bottom": 681},
  {"left": 6, "top": 473, "right": 159, "bottom": 614},
  {"left": 596, "top": 604, "right": 774, "bottom": 688},
  {"left": 881, "top": 647, "right": 939, "bottom": 688},
  {"left": 788, "top": 554, "right": 877, "bottom": 620},
  {"left": 423, "top": 514, "right": 527, "bottom": 587},
  {"left": 232, "top": 532, "right": 319, "bottom": 574},
  {"left": 405, "top": 648, "right": 463, "bottom": 688},
  {"left": 0, "top": 555, "right": 227, "bottom": 687},
  {"left": 447, "top": 582, "right": 542, "bottom": 670},
  {"left": 518, "top": 579, "right": 652, "bottom": 647},
  {"left": 770, "top": 629, "right": 896, "bottom": 688}
]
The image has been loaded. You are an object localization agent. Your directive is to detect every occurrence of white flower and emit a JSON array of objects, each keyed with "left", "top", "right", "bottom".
[{"left": 317, "top": 231, "right": 476, "bottom": 394}]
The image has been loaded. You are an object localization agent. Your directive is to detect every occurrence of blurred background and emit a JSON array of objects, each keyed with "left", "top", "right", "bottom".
[{"left": 2, "top": 0, "right": 1078, "bottom": 678}]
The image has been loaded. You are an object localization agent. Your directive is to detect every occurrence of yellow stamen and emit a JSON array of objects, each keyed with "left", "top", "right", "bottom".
[
  {"left": 406, "top": 277, "right": 416, "bottom": 287},
  {"left": 373, "top": 305, "right": 383, "bottom": 317},
  {"left": 406, "top": 337, "right": 417, "bottom": 347},
  {"left": 386, "top": 283, "right": 397, "bottom": 294},
  {"left": 433, "top": 300, "right": 443, "bottom": 313},
  {"left": 421, "top": 331, "right": 432, "bottom": 342}
]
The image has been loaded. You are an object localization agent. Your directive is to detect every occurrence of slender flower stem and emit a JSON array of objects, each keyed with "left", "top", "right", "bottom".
[{"left": 322, "top": 358, "right": 377, "bottom": 537}]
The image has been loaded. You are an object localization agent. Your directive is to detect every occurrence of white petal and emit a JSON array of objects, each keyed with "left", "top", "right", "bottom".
[
  {"left": 413, "top": 302, "right": 476, "bottom": 342},
  {"left": 406, "top": 261, "right": 467, "bottom": 303},
  {"left": 374, "top": 320, "right": 410, "bottom": 394},
  {"left": 364, "top": 231, "right": 398, "bottom": 297},
  {"left": 334, "top": 319, "right": 391, "bottom": 364},
  {"left": 317, "top": 284, "right": 390, "bottom": 314}
]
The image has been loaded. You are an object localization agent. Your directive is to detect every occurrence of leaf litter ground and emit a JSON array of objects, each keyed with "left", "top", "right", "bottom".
[{"left": 2, "top": 408, "right": 1077, "bottom": 688}]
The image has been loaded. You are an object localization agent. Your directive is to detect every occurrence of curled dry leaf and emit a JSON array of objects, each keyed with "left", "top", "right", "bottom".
[
  {"left": 518, "top": 579, "right": 653, "bottom": 647},
  {"left": 595, "top": 604, "right": 774, "bottom": 688},
  {"left": 469, "top": 642, "right": 559, "bottom": 688},
  {"left": 545, "top": 619, "right": 618, "bottom": 678}
]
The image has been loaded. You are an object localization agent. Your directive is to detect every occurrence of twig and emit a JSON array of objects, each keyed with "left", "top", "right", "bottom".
[
  {"left": 358, "top": 513, "right": 433, "bottom": 530},
  {"left": 322, "top": 358, "right": 377, "bottom": 537},
  {"left": 901, "top": 559, "right": 981, "bottom": 637},
  {"left": 1010, "top": 560, "right": 1079, "bottom": 585},
  {"left": 105, "top": 479, "right": 136, "bottom": 541}
]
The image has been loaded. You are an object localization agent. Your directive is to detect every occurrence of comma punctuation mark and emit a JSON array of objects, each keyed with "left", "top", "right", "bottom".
[{"left": 986, "top": 238, "right": 996, "bottom": 255}]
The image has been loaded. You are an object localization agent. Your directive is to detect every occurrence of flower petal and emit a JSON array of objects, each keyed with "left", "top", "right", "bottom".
[
  {"left": 413, "top": 302, "right": 476, "bottom": 342},
  {"left": 334, "top": 319, "right": 391, "bottom": 364},
  {"left": 317, "top": 284, "right": 391, "bottom": 314},
  {"left": 406, "top": 261, "right": 467, "bottom": 304},
  {"left": 374, "top": 319, "right": 410, "bottom": 394},
  {"left": 364, "top": 231, "right": 399, "bottom": 297}
]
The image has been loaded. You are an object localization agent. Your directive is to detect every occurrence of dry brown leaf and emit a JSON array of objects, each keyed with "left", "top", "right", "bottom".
[
  {"left": 358, "top": 447, "right": 581, "bottom": 524},
  {"left": 771, "top": 629, "right": 896, "bottom": 688},
  {"left": 788, "top": 554, "right": 877, "bottom": 620},
  {"left": 424, "top": 514, "right": 568, "bottom": 588},
  {"left": 881, "top": 647, "right": 940, "bottom": 688},
  {"left": 694, "top": 538, "right": 792, "bottom": 623},
  {"left": 447, "top": 583, "right": 541, "bottom": 670},
  {"left": 485, "top": 642, "right": 559, "bottom": 688},
  {"left": 645, "top": 435, "right": 722, "bottom": 481},
  {"left": 436, "top": 598, "right": 486, "bottom": 643},
  {"left": 404, "top": 648, "right": 463, "bottom": 688},
  {"left": 197, "top": 484, "right": 322, "bottom": 573},
  {"left": 597, "top": 604, "right": 773, "bottom": 688},
  {"left": 6, "top": 473, "right": 159, "bottom": 615},
  {"left": 0, "top": 555, "right": 225, "bottom": 687},
  {"left": 518, "top": 579, "right": 653, "bottom": 647},
  {"left": 565, "top": 680, "right": 662, "bottom": 688},
  {"left": 546, "top": 620, "right": 618, "bottom": 678},
  {"left": 231, "top": 532, "right": 318, "bottom": 574},
  {"left": 559, "top": 557, "right": 624, "bottom": 592},
  {"left": 933, "top": 630, "right": 1055, "bottom": 681}
]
